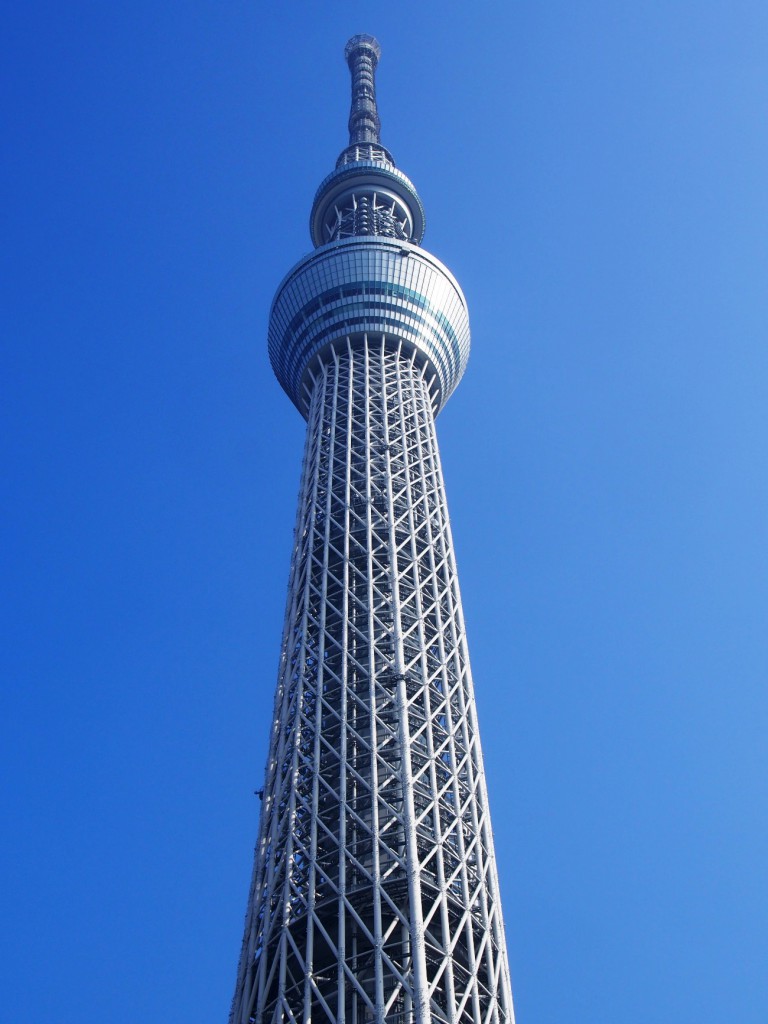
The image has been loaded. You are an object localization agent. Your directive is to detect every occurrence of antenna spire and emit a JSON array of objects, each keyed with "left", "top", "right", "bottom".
[
  {"left": 312, "top": 33, "right": 425, "bottom": 245},
  {"left": 345, "top": 34, "right": 382, "bottom": 146}
]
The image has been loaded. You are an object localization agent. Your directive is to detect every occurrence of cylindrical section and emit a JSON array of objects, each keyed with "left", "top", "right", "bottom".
[
  {"left": 345, "top": 35, "right": 382, "bottom": 145},
  {"left": 309, "top": 166, "right": 426, "bottom": 248}
]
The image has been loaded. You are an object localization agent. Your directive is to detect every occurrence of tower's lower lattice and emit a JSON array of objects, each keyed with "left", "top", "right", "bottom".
[{"left": 231, "top": 341, "right": 513, "bottom": 1024}]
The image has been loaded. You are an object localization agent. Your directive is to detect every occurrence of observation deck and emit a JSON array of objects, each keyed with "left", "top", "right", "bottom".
[
  {"left": 267, "top": 32, "right": 470, "bottom": 419},
  {"left": 269, "top": 237, "right": 470, "bottom": 417}
]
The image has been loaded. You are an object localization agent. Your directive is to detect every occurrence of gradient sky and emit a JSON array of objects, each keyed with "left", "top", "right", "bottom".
[{"left": 3, "top": 4, "right": 768, "bottom": 1022}]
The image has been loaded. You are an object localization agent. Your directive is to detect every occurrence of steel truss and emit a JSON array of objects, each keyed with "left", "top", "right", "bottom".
[{"left": 231, "top": 338, "right": 514, "bottom": 1024}]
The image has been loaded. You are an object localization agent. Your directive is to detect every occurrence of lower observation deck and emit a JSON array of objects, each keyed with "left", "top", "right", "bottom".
[{"left": 268, "top": 237, "right": 471, "bottom": 417}]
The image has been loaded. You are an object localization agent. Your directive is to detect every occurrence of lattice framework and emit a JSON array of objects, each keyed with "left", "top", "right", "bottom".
[{"left": 231, "top": 339, "right": 514, "bottom": 1024}]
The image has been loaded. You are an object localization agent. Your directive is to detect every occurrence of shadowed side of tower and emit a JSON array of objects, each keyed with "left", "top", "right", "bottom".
[{"left": 230, "top": 36, "right": 515, "bottom": 1024}]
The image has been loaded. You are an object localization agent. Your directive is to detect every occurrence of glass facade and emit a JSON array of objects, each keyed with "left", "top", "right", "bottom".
[{"left": 269, "top": 239, "right": 470, "bottom": 417}]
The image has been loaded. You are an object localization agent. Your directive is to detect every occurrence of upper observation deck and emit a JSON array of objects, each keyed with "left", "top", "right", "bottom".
[{"left": 268, "top": 34, "right": 470, "bottom": 418}]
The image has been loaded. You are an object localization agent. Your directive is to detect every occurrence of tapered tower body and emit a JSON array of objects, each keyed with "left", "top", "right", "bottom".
[{"left": 231, "top": 36, "right": 515, "bottom": 1024}]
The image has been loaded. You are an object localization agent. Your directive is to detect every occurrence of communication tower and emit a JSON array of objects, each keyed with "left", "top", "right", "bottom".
[{"left": 231, "top": 36, "right": 516, "bottom": 1024}]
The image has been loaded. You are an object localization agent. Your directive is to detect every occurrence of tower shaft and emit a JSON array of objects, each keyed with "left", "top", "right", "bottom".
[{"left": 232, "top": 341, "right": 513, "bottom": 1024}]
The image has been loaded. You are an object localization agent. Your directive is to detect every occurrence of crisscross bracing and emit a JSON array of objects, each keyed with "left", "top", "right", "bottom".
[{"left": 231, "top": 337, "right": 514, "bottom": 1024}]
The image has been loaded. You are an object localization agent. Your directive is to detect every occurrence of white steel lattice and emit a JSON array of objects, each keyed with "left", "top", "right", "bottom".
[{"left": 231, "top": 338, "right": 514, "bottom": 1024}]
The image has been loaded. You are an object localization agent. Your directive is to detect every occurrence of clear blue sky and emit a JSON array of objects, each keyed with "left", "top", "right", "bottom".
[{"left": 3, "top": 3, "right": 767, "bottom": 1022}]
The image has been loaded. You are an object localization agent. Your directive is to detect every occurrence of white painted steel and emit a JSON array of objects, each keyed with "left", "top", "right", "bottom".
[{"left": 231, "top": 339, "right": 515, "bottom": 1024}]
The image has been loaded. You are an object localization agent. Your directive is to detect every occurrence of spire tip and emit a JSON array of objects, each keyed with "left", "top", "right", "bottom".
[{"left": 344, "top": 34, "right": 381, "bottom": 65}]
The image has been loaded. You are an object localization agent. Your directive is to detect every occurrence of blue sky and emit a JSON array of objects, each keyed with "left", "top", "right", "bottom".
[{"left": 3, "top": 3, "right": 767, "bottom": 1022}]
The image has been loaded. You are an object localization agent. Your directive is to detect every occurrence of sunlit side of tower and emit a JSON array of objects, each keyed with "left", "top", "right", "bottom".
[{"left": 231, "top": 36, "right": 515, "bottom": 1024}]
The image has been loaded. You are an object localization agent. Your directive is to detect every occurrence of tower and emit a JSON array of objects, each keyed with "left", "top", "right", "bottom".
[{"left": 231, "top": 35, "right": 515, "bottom": 1024}]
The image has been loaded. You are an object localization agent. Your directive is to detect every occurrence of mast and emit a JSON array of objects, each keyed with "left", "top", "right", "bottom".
[{"left": 230, "top": 36, "right": 515, "bottom": 1024}]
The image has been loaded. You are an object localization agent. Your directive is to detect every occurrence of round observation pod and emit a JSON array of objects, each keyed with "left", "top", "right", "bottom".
[
  {"left": 310, "top": 164, "right": 426, "bottom": 248},
  {"left": 268, "top": 237, "right": 470, "bottom": 418}
]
